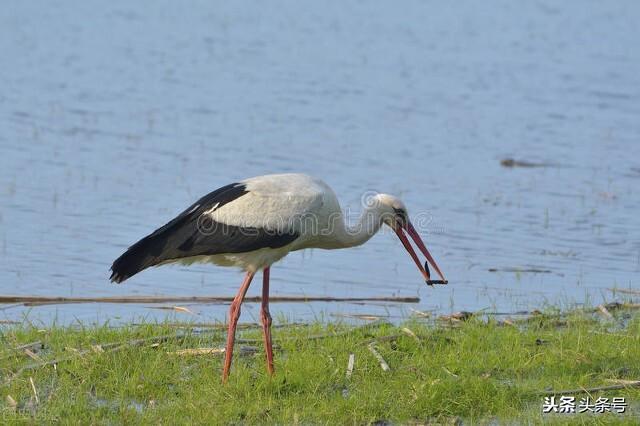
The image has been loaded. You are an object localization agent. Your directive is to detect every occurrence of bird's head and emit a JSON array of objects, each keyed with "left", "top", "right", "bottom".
[{"left": 373, "top": 193, "right": 447, "bottom": 284}]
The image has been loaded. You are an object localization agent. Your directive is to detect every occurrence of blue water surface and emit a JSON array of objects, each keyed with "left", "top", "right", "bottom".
[{"left": 1, "top": 0, "right": 639, "bottom": 325}]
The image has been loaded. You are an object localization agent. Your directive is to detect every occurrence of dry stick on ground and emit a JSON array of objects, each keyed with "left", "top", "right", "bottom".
[
  {"left": 359, "top": 334, "right": 404, "bottom": 346},
  {"left": 23, "top": 348, "right": 43, "bottom": 362},
  {"left": 5, "top": 395, "right": 17, "bottom": 412},
  {"left": 401, "top": 327, "right": 420, "bottom": 343},
  {"left": 168, "top": 346, "right": 260, "bottom": 356},
  {"left": 409, "top": 307, "right": 433, "bottom": 318},
  {"left": 101, "top": 333, "right": 190, "bottom": 352},
  {"left": 598, "top": 302, "right": 640, "bottom": 311},
  {"left": 15, "top": 341, "right": 44, "bottom": 352},
  {"left": 170, "top": 347, "right": 225, "bottom": 356},
  {"left": 4, "top": 355, "right": 83, "bottom": 386},
  {"left": 329, "top": 313, "right": 384, "bottom": 321},
  {"left": 0, "top": 295, "right": 420, "bottom": 305},
  {"left": 29, "top": 377, "right": 39, "bottom": 404},
  {"left": 538, "top": 381, "right": 640, "bottom": 396},
  {"left": 609, "top": 288, "right": 640, "bottom": 296},
  {"left": 346, "top": 354, "right": 355, "bottom": 379},
  {"left": 367, "top": 343, "right": 390, "bottom": 372},
  {"left": 442, "top": 367, "right": 459, "bottom": 378},
  {"left": 0, "top": 341, "right": 44, "bottom": 361},
  {"left": 342, "top": 353, "right": 356, "bottom": 399},
  {"left": 507, "top": 302, "right": 637, "bottom": 324},
  {"left": 606, "top": 379, "right": 640, "bottom": 385},
  {"left": 1, "top": 341, "right": 44, "bottom": 356},
  {"left": 596, "top": 304, "right": 613, "bottom": 319},
  {"left": 145, "top": 306, "right": 197, "bottom": 315}
]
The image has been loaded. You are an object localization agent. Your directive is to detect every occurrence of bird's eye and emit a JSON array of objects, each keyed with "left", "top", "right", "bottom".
[{"left": 393, "top": 208, "right": 407, "bottom": 226}]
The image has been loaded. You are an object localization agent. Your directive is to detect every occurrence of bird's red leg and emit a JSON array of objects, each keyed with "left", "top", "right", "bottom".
[
  {"left": 260, "top": 267, "right": 275, "bottom": 375},
  {"left": 222, "top": 271, "right": 255, "bottom": 383}
]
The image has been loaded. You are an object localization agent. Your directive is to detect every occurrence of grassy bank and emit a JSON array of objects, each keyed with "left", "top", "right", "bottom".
[{"left": 1, "top": 306, "right": 640, "bottom": 424}]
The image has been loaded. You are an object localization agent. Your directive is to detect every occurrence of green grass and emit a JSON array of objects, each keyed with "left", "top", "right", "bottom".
[{"left": 1, "top": 309, "right": 640, "bottom": 425}]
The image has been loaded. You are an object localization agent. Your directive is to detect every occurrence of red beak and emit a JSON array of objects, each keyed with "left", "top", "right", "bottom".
[{"left": 394, "top": 221, "right": 447, "bottom": 285}]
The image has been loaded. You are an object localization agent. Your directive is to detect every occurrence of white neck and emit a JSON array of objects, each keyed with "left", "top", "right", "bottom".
[{"left": 330, "top": 204, "right": 384, "bottom": 249}]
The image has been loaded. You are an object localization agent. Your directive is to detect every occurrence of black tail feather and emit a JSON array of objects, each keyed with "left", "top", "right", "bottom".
[{"left": 110, "top": 233, "right": 168, "bottom": 283}]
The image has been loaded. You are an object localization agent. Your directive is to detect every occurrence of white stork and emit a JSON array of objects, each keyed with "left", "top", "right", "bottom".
[{"left": 110, "top": 173, "right": 446, "bottom": 382}]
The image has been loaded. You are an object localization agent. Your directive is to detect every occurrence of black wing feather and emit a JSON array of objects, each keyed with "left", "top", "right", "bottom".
[{"left": 109, "top": 182, "right": 298, "bottom": 283}]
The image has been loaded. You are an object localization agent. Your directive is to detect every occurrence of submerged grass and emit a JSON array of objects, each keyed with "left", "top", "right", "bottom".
[{"left": 1, "top": 308, "right": 640, "bottom": 424}]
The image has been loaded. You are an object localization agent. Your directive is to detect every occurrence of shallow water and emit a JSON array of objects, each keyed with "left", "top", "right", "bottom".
[{"left": 1, "top": 0, "right": 639, "bottom": 325}]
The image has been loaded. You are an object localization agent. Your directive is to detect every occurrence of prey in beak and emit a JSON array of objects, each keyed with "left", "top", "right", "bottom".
[{"left": 393, "top": 221, "right": 447, "bottom": 285}]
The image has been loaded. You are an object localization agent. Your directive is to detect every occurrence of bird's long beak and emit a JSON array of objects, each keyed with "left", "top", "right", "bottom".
[{"left": 394, "top": 221, "right": 447, "bottom": 284}]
